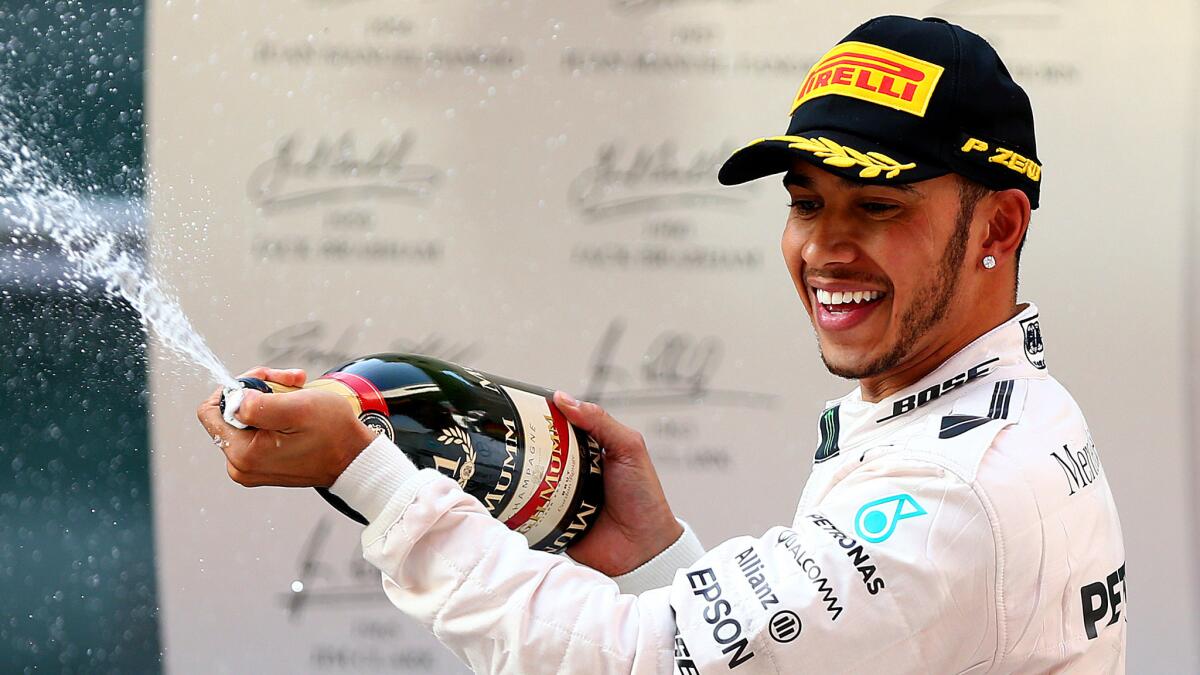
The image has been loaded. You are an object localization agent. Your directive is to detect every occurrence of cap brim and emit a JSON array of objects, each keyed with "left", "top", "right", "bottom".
[{"left": 718, "top": 130, "right": 948, "bottom": 187}]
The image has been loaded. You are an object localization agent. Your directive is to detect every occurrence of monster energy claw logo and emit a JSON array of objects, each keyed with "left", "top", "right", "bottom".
[
  {"left": 814, "top": 405, "right": 841, "bottom": 463},
  {"left": 854, "top": 494, "right": 926, "bottom": 543}
]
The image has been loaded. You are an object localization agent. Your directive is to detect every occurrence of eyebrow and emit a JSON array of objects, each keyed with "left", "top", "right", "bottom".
[{"left": 782, "top": 171, "right": 919, "bottom": 195}]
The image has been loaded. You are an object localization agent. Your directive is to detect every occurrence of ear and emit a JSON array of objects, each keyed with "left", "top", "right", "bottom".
[{"left": 979, "top": 188, "right": 1032, "bottom": 264}]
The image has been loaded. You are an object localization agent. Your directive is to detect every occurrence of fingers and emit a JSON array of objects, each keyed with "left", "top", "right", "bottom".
[
  {"left": 554, "top": 391, "right": 647, "bottom": 461},
  {"left": 226, "top": 460, "right": 288, "bottom": 487},
  {"left": 234, "top": 388, "right": 344, "bottom": 432},
  {"left": 197, "top": 388, "right": 256, "bottom": 471},
  {"left": 237, "top": 367, "right": 307, "bottom": 388},
  {"left": 225, "top": 461, "right": 316, "bottom": 488},
  {"left": 227, "top": 461, "right": 255, "bottom": 487},
  {"left": 197, "top": 387, "right": 242, "bottom": 437}
]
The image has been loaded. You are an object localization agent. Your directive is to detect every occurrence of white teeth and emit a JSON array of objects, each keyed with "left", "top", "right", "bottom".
[{"left": 815, "top": 288, "right": 884, "bottom": 305}]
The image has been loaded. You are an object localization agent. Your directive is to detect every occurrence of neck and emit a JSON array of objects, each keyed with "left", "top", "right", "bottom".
[{"left": 857, "top": 302, "right": 1024, "bottom": 403}]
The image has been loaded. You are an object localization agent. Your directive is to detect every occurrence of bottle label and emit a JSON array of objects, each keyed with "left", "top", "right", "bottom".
[
  {"left": 495, "top": 385, "right": 583, "bottom": 538},
  {"left": 316, "top": 372, "right": 395, "bottom": 441},
  {"left": 325, "top": 354, "right": 600, "bottom": 552}
]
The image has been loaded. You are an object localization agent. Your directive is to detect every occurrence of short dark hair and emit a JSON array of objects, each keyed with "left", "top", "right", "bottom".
[{"left": 955, "top": 176, "right": 992, "bottom": 228}]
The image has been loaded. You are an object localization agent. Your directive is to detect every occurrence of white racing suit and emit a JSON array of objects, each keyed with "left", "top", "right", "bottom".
[{"left": 329, "top": 303, "right": 1126, "bottom": 673}]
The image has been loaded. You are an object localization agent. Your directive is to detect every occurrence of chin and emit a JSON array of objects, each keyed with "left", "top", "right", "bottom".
[
  {"left": 817, "top": 339, "right": 900, "bottom": 380},
  {"left": 819, "top": 349, "right": 878, "bottom": 380}
]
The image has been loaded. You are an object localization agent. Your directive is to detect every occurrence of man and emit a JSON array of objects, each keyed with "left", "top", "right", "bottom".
[{"left": 199, "top": 15, "right": 1126, "bottom": 673}]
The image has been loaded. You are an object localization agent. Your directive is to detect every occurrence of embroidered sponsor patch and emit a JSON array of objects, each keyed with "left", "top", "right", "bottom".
[
  {"left": 1019, "top": 315, "right": 1046, "bottom": 369},
  {"left": 737, "top": 135, "right": 916, "bottom": 180},
  {"left": 959, "top": 136, "right": 1042, "bottom": 182},
  {"left": 854, "top": 493, "right": 926, "bottom": 543},
  {"left": 769, "top": 610, "right": 802, "bottom": 643},
  {"left": 876, "top": 357, "right": 999, "bottom": 423},
  {"left": 814, "top": 405, "right": 841, "bottom": 463},
  {"left": 791, "top": 41, "right": 945, "bottom": 117}
]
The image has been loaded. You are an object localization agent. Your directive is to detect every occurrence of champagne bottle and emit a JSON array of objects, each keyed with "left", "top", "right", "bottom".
[{"left": 220, "top": 354, "right": 603, "bottom": 553}]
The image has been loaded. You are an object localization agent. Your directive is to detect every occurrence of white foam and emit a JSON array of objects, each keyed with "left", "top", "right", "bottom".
[{"left": 221, "top": 385, "right": 249, "bottom": 429}]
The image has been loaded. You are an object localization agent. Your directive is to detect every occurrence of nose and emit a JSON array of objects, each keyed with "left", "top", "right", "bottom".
[{"left": 799, "top": 217, "right": 859, "bottom": 269}]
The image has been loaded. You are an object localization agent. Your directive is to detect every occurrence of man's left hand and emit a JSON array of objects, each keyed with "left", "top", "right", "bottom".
[{"left": 196, "top": 367, "right": 378, "bottom": 488}]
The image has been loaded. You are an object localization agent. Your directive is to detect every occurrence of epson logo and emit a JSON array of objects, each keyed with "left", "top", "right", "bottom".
[
  {"left": 685, "top": 568, "right": 756, "bottom": 669},
  {"left": 876, "top": 357, "right": 999, "bottom": 423}
]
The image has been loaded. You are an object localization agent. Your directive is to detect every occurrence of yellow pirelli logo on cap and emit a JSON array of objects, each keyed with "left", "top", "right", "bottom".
[{"left": 791, "top": 41, "right": 944, "bottom": 117}]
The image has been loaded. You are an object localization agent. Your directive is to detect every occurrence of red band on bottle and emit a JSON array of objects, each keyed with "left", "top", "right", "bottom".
[
  {"left": 324, "top": 371, "right": 388, "bottom": 415},
  {"left": 504, "top": 400, "right": 571, "bottom": 530}
]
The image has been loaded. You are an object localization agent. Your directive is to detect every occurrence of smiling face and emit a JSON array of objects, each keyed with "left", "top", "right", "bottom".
[{"left": 781, "top": 161, "right": 982, "bottom": 387}]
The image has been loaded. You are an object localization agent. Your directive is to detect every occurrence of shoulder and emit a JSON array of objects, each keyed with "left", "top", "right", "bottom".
[
  {"left": 856, "top": 374, "right": 1101, "bottom": 576},
  {"left": 835, "top": 373, "right": 1092, "bottom": 552},
  {"left": 880, "top": 372, "right": 1087, "bottom": 483},
  {"left": 818, "top": 371, "right": 1099, "bottom": 551}
]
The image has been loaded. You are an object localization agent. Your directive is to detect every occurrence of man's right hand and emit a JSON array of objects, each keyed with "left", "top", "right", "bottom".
[{"left": 552, "top": 391, "right": 683, "bottom": 577}]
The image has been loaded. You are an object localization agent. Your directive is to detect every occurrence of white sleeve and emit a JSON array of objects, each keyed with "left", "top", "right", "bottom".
[
  {"left": 331, "top": 437, "right": 1000, "bottom": 674},
  {"left": 611, "top": 520, "right": 706, "bottom": 595},
  {"left": 331, "top": 435, "right": 676, "bottom": 674}
]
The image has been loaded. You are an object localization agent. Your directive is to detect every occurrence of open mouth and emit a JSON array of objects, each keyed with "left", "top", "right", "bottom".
[
  {"left": 812, "top": 287, "right": 888, "bottom": 331},
  {"left": 815, "top": 288, "right": 886, "bottom": 312}
]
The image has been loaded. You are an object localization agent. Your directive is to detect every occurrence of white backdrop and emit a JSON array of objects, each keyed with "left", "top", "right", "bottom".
[{"left": 148, "top": 2, "right": 1198, "bottom": 673}]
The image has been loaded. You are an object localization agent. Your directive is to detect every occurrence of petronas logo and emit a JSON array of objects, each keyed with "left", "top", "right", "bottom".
[
  {"left": 814, "top": 405, "right": 841, "bottom": 463},
  {"left": 854, "top": 494, "right": 927, "bottom": 543}
]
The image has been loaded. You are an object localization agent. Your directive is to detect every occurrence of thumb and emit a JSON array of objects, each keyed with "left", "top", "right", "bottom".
[
  {"left": 235, "top": 389, "right": 315, "bottom": 431},
  {"left": 554, "top": 391, "right": 647, "bottom": 461},
  {"left": 237, "top": 366, "right": 308, "bottom": 388}
]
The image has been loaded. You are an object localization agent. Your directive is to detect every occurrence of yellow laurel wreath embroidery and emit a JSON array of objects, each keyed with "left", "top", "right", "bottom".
[
  {"left": 765, "top": 135, "right": 916, "bottom": 179},
  {"left": 437, "top": 426, "right": 477, "bottom": 488}
]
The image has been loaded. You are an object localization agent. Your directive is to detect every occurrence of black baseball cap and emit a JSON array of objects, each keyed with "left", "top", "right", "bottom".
[{"left": 719, "top": 15, "right": 1042, "bottom": 208}]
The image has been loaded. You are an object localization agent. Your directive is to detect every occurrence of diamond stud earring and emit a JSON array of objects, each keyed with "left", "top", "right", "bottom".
[{"left": 982, "top": 255, "right": 997, "bottom": 269}]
